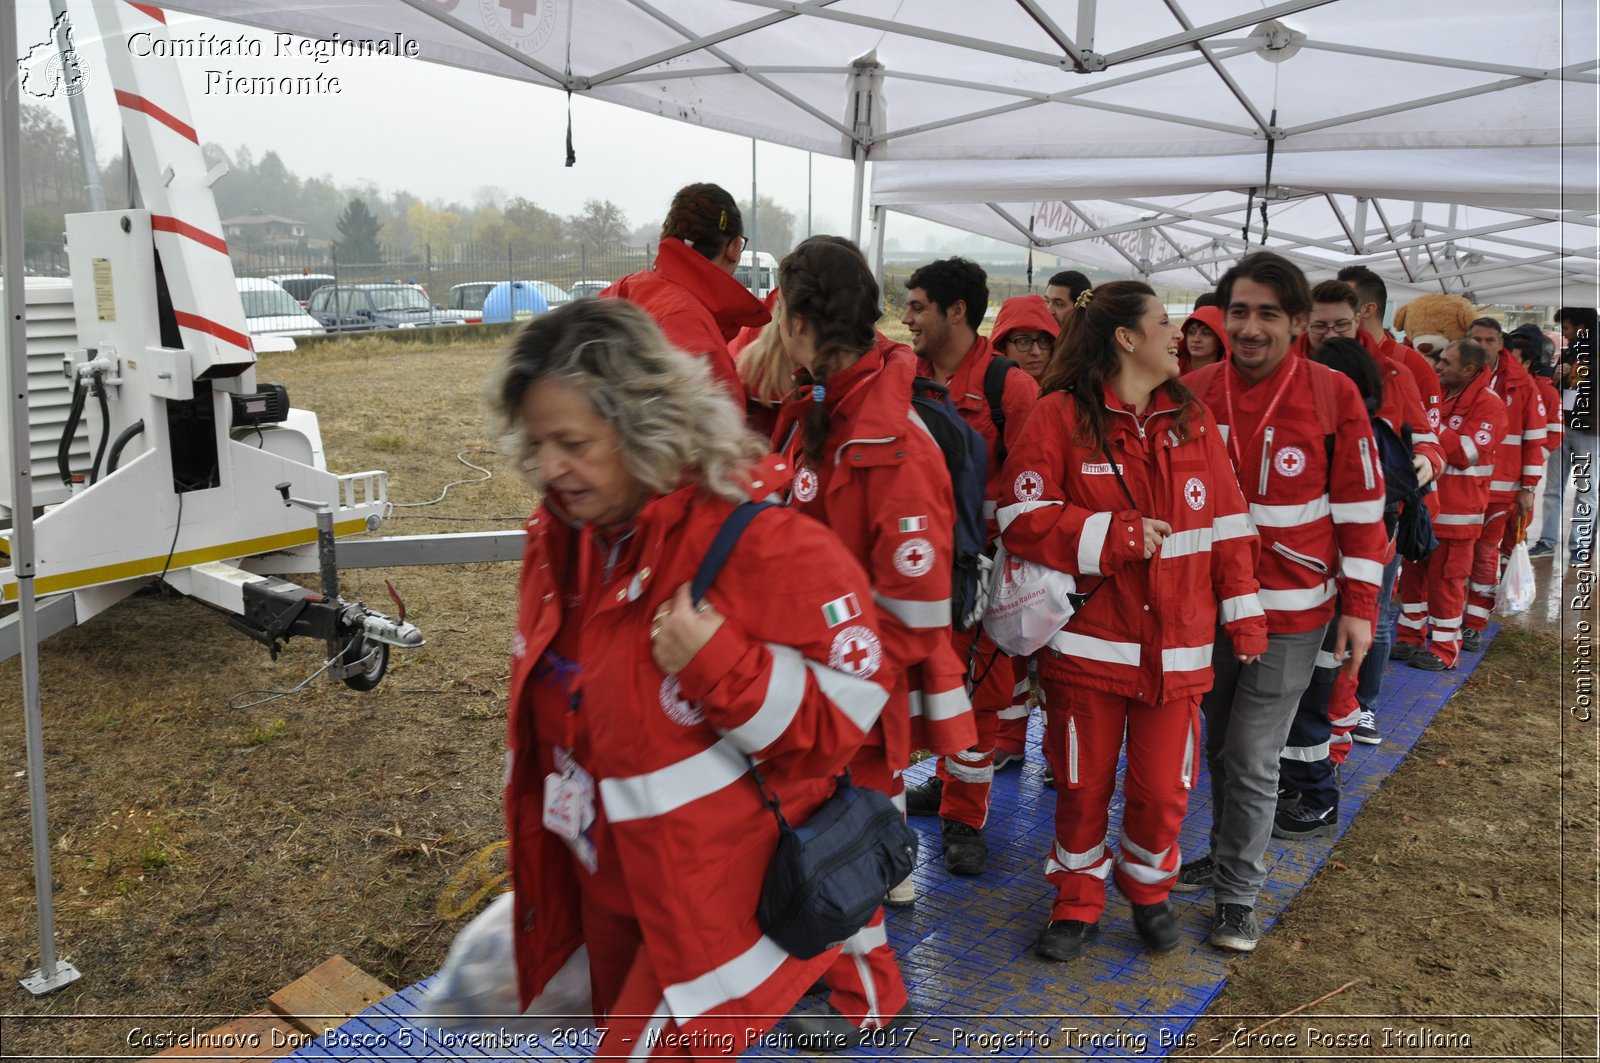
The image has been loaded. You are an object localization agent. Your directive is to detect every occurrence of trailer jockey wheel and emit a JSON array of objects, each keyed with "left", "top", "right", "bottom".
[{"left": 340, "top": 634, "right": 389, "bottom": 691}]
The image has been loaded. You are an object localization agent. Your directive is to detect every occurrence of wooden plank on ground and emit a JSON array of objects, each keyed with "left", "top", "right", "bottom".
[
  {"left": 267, "top": 955, "right": 395, "bottom": 1038},
  {"left": 149, "top": 1010, "right": 312, "bottom": 1061}
]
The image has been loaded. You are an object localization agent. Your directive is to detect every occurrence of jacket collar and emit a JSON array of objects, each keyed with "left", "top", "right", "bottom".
[{"left": 650, "top": 238, "right": 771, "bottom": 338}]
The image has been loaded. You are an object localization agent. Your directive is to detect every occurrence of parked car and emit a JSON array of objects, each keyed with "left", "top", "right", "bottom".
[
  {"left": 569, "top": 280, "right": 610, "bottom": 299},
  {"left": 446, "top": 281, "right": 498, "bottom": 323},
  {"left": 265, "top": 272, "right": 336, "bottom": 308},
  {"left": 481, "top": 280, "right": 551, "bottom": 324},
  {"left": 236, "top": 277, "right": 326, "bottom": 351},
  {"left": 528, "top": 281, "right": 573, "bottom": 308},
  {"left": 307, "top": 283, "right": 469, "bottom": 332}
]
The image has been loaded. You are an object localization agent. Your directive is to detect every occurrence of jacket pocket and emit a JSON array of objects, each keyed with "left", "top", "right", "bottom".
[
  {"left": 1258, "top": 426, "right": 1275, "bottom": 496},
  {"left": 1358, "top": 436, "right": 1376, "bottom": 491},
  {"left": 1271, "top": 540, "right": 1330, "bottom": 576}
]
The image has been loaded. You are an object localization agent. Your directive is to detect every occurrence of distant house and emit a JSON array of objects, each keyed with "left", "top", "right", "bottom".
[{"left": 221, "top": 211, "right": 306, "bottom": 244}]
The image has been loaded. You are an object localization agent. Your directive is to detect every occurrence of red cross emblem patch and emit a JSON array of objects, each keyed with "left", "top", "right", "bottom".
[
  {"left": 1273, "top": 446, "right": 1307, "bottom": 478},
  {"left": 792, "top": 466, "right": 819, "bottom": 502},
  {"left": 1184, "top": 476, "right": 1207, "bottom": 510},
  {"left": 893, "top": 537, "right": 936, "bottom": 577},
  {"left": 828, "top": 625, "right": 883, "bottom": 679},
  {"left": 1014, "top": 470, "right": 1045, "bottom": 502}
]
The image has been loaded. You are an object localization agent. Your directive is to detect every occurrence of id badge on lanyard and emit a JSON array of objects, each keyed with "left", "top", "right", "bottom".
[{"left": 543, "top": 746, "right": 599, "bottom": 874}]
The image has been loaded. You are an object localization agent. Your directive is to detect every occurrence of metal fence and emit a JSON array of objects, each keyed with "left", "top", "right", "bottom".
[{"left": 231, "top": 242, "right": 653, "bottom": 303}]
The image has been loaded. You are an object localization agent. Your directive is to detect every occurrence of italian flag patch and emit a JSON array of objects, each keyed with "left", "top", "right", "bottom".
[
  {"left": 898, "top": 515, "right": 928, "bottom": 532},
  {"left": 821, "top": 593, "right": 862, "bottom": 627}
]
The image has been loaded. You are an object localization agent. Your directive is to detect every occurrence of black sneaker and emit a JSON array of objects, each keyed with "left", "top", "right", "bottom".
[
  {"left": 1034, "top": 918, "right": 1099, "bottom": 962},
  {"left": 1170, "top": 853, "right": 1214, "bottom": 894},
  {"left": 1210, "top": 903, "right": 1261, "bottom": 952},
  {"left": 941, "top": 818, "right": 987, "bottom": 875},
  {"left": 1042, "top": 763, "right": 1056, "bottom": 789},
  {"left": 1389, "top": 641, "right": 1418, "bottom": 662},
  {"left": 1527, "top": 539, "right": 1555, "bottom": 558},
  {"left": 785, "top": 1002, "right": 917, "bottom": 1052},
  {"left": 904, "top": 777, "right": 943, "bottom": 817},
  {"left": 1131, "top": 901, "right": 1181, "bottom": 954},
  {"left": 1351, "top": 710, "right": 1381, "bottom": 745},
  {"left": 1409, "top": 651, "right": 1451, "bottom": 672},
  {"left": 1276, "top": 785, "right": 1302, "bottom": 811},
  {"left": 1272, "top": 803, "right": 1337, "bottom": 840},
  {"left": 992, "top": 747, "right": 1024, "bottom": 770},
  {"left": 1460, "top": 628, "right": 1482, "bottom": 652}
]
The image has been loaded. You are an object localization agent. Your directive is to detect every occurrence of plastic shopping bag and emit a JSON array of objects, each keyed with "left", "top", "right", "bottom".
[
  {"left": 1494, "top": 541, "right": 1535, "bottom": 616},
  {"left": 981, "top": 543, "right": 1081, "bottom": 656},
  {"left": 421, "top": 891, "right": 592, "bottom": 1034}
]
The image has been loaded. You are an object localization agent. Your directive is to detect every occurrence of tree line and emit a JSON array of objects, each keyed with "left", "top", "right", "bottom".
[{"left": 20, "top": 103, "right": 799, "bottom": 269}]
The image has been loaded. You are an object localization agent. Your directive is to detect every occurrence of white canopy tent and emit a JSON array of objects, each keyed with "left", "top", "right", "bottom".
[{"left": 155, "top": 0, "right": 1597, "bottom": 302}]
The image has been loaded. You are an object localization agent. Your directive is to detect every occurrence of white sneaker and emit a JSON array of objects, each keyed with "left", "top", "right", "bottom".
[{"left": 885, "top": 875, "right": 917, "bottom": 907}]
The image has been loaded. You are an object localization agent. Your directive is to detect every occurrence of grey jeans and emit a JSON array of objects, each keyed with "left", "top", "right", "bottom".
[{"left": 1201, "top": 623, "right": 1329, "bottom": 908}]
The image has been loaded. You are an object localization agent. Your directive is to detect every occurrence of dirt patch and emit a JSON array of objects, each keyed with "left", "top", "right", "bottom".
[{"left": 1177, "top": 626, "right": 1596, "bottom": 1059}]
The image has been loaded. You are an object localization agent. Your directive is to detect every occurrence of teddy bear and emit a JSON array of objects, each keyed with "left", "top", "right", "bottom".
[{"left": 1392, "top": 292, "right": 1478, "bottom": 357}]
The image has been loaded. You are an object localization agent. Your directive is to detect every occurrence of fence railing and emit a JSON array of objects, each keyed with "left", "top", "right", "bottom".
[{"left": 230, "top": 242, "right": 653, "bottom": 307}]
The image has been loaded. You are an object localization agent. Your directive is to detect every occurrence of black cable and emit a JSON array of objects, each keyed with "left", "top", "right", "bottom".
[
  {"left": 86, "top": 373, "right": 110, "bottom": 484},
  {"left": 106, "top": 419, "right": 145, "bottom": 475},
  {"left": 156, "top": 488, "right": 183, "bottom": 585},
  {"left": 56, "top": 375, "right": 87, "bottom": 486}
]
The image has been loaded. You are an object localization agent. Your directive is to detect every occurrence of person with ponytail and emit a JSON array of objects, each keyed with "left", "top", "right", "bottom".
[
  {"left": 603, "top": 182, "right": 770, "bottom": 407},
  {"left": 768, "top": 236, "right": 974, "bottom": 1048},
  {"left": 995, "top": 281, "right": 1267, "bottom": 964}
]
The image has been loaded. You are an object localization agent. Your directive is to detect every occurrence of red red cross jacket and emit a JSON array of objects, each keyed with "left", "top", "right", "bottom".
[
  {"left": 1431, "top": 369, "right": 1510, "bottom": 539},
  {"left": 1187, "top": 356, "right": 1390, "bottom": 631},
  {"left": 1378, "top": 332, "right": 1442, "bottom": 428},
  {"left": 1486, "top": 350, "right": 1549, "bottom": 497},
  {"left": 603, "top": 237, "right": 770, "bottom": 406},
  {"left": 1291, "top": 330, "right": 1446, "bottom": 483},
  {"left": 916, "top": 333, "right": 1039, "bottom": 537},
  {"left": 771, "top": 337, "right": 976, "bottom": 758},
  {"left": 506, "top": 467, "right": 888, "bottom": 1045},
  {"left": 1534, "top": 373, "right": 1563, "bottom": 451},
  {"left": 996, "top": 384, "right": 1268, "bottom": 704}
]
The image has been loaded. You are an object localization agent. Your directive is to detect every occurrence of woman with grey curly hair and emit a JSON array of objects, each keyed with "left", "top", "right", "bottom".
[{"left": 492, "top": 298, "right": 895, "bottom": 1057}]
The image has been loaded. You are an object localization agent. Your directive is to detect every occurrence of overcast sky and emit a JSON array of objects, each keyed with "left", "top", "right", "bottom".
[{"left": 17, "top": 0, "right": 1023, "bottom": 257}]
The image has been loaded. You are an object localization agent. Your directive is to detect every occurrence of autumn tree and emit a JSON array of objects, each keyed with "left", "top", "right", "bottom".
[{"left": 568, "top": 199, "right": 629, "bottom": 249}]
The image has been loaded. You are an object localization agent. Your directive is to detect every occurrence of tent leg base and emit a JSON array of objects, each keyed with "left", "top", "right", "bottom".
[{"left": 20, "top": 960, "right": 81, "bottom": 995}]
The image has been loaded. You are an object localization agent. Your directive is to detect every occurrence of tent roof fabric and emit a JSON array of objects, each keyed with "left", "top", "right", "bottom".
[{"left": 159, "top": 0, "right": 1598, "bottom": 303}]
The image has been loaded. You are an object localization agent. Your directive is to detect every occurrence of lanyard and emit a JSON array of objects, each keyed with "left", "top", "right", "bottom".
[{"left": 1221, "top": 355, "right": 1298, "bottom": 474}]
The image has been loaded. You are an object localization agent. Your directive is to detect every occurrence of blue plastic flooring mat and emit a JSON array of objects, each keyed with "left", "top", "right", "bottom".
[{"left": 284, "top": 626, "right": 1497, "bottom": 1061}]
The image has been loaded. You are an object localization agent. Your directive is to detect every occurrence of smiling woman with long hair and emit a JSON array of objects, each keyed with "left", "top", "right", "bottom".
[
  {"left": 997, "top": 280, "right": 1267, "bottom": 965},
  {"left": 490, "top": 298, "right": 894, "bottom": 1059}
]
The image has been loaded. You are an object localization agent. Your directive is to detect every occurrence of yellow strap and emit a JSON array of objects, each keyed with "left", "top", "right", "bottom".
[{"left": 436, "top": 840, "right": 510, "bottom": 920}]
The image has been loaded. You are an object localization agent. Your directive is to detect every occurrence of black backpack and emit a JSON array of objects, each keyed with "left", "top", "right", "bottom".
[
  {"left": 1372, "top": 417, "right": 1438, "bottom": 562},
  {"left": 909, "top": 377, "right": 994, "bottom": 631},
  {"left": 983, "top": 356, "right": 1020, "bottom": 466}
]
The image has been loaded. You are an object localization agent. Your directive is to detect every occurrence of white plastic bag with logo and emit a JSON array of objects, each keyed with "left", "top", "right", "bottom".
[
  {"left": 1494, "top": 541, "right": 1535, "bottom": 616},
  {"left": 422, "top": 891, "right": 592, "bottom": 1034},
  {"left": 982, "top": 543, "right": 1081, "bottom": 656}
]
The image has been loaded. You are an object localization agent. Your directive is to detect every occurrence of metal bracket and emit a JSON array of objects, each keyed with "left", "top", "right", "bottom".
[{"left": 21, "top": 960, "right": 82, "bottom": 995}]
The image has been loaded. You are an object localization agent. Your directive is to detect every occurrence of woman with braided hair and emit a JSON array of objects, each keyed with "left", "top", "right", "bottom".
[
  {"left": 996, "top": 280, "right": 1267, "bottom": 963},
  {"left": 768, "top": 235, "right": 974, "bottom": 1049},
  {"left": 602, "top": 182, "right": 770, "bottom": 407}
]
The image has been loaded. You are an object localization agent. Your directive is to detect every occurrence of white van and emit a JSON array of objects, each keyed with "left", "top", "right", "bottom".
[
  {"left": 735, "top": 250, "right": 778, "bottom": 300},
  {"left": 265, "top": 272, "right": 336, "bottom": 308},
  {"left": 237, "top": 277, "right": 326, "bottom": 352}
]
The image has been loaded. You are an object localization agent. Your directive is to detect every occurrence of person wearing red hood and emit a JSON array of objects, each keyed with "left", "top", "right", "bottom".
[
  {"left": 986, "top": 295, "right": 1058, "bottom": 775},
  {"left": 1178, "top": 305, "right": 1229, "bottom": 374},
  {"left": 603, "top": 183, "right": 770, "bottom": 408}
]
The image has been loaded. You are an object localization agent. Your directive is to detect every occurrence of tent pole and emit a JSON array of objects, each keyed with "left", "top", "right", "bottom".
[
  {"left": 48, "top": 0, "right": 101, "bottom": 210},
  {"left": 850, "top": 140, "right": 865, "bottom": 244},
  {"left": 866, "top": 204, "right": 886, "bottom": 290},
  {"left": 3, "top": 0, "right": 81, "bottom": 997}
]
